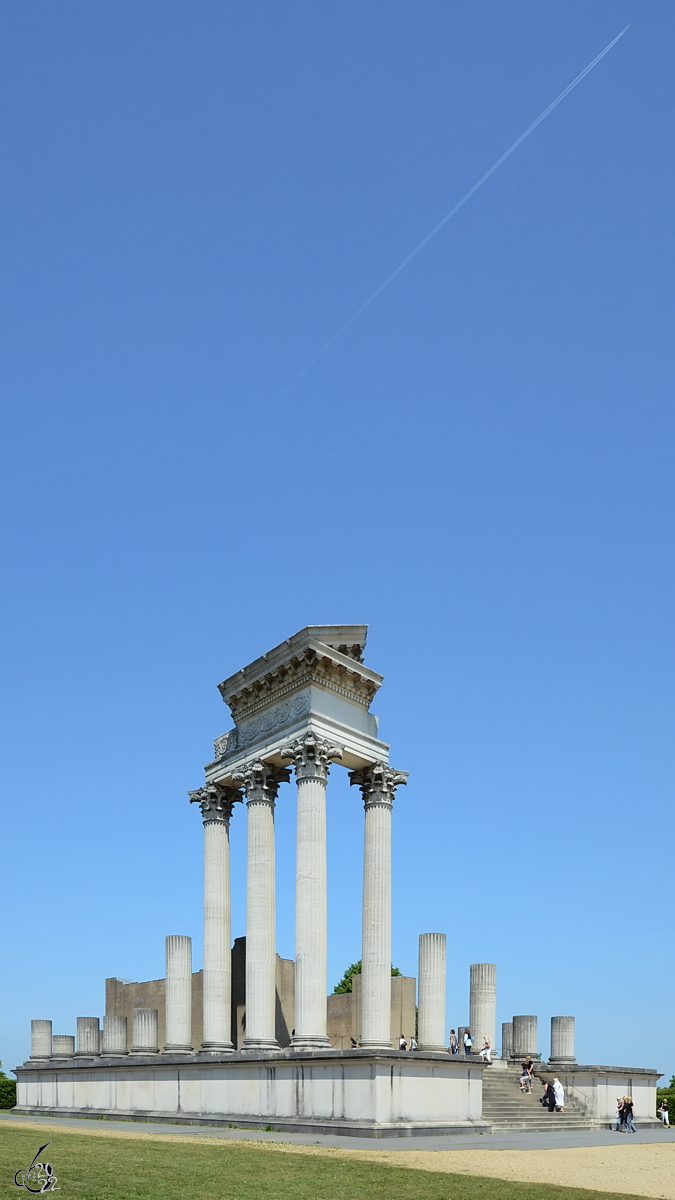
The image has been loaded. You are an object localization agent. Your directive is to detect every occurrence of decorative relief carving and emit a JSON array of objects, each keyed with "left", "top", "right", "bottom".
[
  {"left": 188, "top": 783, "right": 242, "bottom": 824},
  {"left": 213, "top": 693, "right": 310, "bottom": 760},
  {"left": 281, "top": 732, "right": 343, "bottom": 782},
  {"left": 219, "top": 650, "right": 378, "bottom": 723},
  {"left": 232, "top": 760, "right": 291, "bottom": 806},
  {"left": 213, "top": 732, "right": 232, "bottom": 759},
  {"left": 349, "top": 762, "right": 409, "bottom": 808}
]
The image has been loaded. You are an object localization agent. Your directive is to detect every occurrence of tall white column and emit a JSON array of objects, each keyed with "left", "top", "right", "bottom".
[
  {"left": 236, "top": 760, "right": 289, "bottom": 1051},
  {"left": 164, "top": 934, "right": 193, "bottom": 1052},
  {"left": 350, "top": 762, "right": 408, "bottom": 1050},
  {"left": 418, "top": 933, "right": 447, "bottom": 1050},
  {"left": 190, "top": 783, "right": 241, "bottom": 1052},
  {"left": 281, "top": 732, "right": 343, "bottom": 1050},
  {"left": 30, "top": 1020, "right": 52, "bottom": 1061},
  {"left": 469, "top": 963, "right": 497, "bottom": 1055}
]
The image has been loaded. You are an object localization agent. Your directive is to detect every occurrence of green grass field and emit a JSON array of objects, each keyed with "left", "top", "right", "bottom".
[{"left": 0, "top": 1125, "right": 648, "bottom": 1200}]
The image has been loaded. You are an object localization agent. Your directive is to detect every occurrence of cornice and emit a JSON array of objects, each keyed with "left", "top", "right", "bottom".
[{"left": 220, "top": 646, "right": 381, "bottom": 723}]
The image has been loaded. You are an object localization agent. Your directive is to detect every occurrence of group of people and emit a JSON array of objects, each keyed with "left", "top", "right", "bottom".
[
  {"left": 517, "top": 1057, "right": 565, "bottom": 1111},
  {"left": 615, "top": 1097, "right": 637, "bottom": 1132},
  {"left": 538, "top": 1077, "right": 565, "bottom": 1112},
  {"left": 397, "top": 1035, "right": 418, "bottom": 1051},
  {"left": 447, "top": 1029, "right": 492, "bottom": 1061}
]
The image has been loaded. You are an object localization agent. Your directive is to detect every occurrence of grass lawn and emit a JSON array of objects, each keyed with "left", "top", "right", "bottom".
[{"left": 0, "top": 1126, "right": 650, "bottom": 1200}]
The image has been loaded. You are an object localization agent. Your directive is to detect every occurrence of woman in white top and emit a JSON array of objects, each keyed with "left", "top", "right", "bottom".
[
  {"left": 479, "top": 1037, "right": 491, "bottom": 1062},
  {"left": 553, "top": 1078, "right": 565, "bottom": 1111}
]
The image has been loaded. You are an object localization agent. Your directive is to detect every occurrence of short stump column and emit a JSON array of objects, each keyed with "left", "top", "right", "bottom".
[
  {"left": 30, "top": 1020, "right": 52, "bottom": 1061},
  {"left": 102, "top": 1016, "right": 128, "bottom": 1055},
  {"left": 418, "top": 933, "right": 447, "bottom": 1051},
  {"left": 513, "top": 1015, "right": 538, "bottom": 1058},
  {"left": 51, "top": 1035, "right": 75, "bottom": 1059},
  {"left": 164, "top": 934, "right": 193, "bottom": 1052},
  {"left": 550, "top": 1016, "right": 576, "bottom": 1064},
  {"left": 130, "top": 1008, "right": 159, "bottom": 1055},
  {"left": 75, "top": 1017, "right": 100, "bottom": 1057}
]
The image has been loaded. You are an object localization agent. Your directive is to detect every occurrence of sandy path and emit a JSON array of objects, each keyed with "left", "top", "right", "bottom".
[{"left": 5, "top": 1118, "right": 675, "bottom": 1198}]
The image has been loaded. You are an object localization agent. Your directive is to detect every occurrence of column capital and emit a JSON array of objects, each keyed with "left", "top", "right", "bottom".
[
  {"left": 281, "top": 732, "right": 343, "bottom": 782},
  {"left": 233, "top": 760, "right": 290, "bottom": 806},
  {"left": 189, "top": 783, "right": 242, "bottom": 825},
  {"left": 349, "top": 761, "right": 408, "bottom": 809}
]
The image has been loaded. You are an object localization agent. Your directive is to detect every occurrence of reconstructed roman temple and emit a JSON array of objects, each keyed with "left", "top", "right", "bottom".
[{"left": 14, "top": 626, "right": 661, "bottom": 1135}]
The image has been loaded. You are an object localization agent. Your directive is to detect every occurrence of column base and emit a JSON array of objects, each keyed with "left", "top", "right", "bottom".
[
  {"left": 358, "top": 1040, "right": 393, "bottom": 1051},
  {"left": 549, "top": 1056, "right": 577, "bottom": 1065},
  {"left": 129, "top": 1048, "right": 160, "bottom": 1056},
  {"left": 241, "top": 1038, "right": 279, "bottom": 1052},
  {"left": 74, "top": 1052, "right": 100, "bottom": 1058},
  {"left": 199, "top": 1041, "right": 234, "bottom": 1054},
  {"left": 290, "top": 1035, "right": 332, "bottom": 1051},
  {"left": 162, "top": 1045, "right": 194, "bottom": 1054}
]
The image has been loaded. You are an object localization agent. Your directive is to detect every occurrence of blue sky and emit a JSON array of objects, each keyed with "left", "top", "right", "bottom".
[{"left": 1, "top": 1, "right": 673, "bottom": 1081}]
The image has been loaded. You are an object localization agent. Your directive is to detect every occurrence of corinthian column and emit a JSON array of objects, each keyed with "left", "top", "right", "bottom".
[
  {"left": 190, "top": 784, "right": 241, "bottom": 1052},
  {"left": 281, "top": 732, "right": 343, "bottom": 1049},
  {"left": 350, "top": 762, "right": 408, "bottom": 1050},
  {"left": 234, "top": 760, "right": 290, "bottom": 1051}
]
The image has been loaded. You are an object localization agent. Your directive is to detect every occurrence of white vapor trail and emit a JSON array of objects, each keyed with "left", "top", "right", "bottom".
[{"left": 238, "top": 26, "right": 628, "bottom": 437}]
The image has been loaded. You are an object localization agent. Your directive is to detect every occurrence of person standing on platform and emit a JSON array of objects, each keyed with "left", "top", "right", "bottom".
[
  {"left": 479, "top": 1036, "right": 491, "bottom": 1063},
  {"left": 463, "top": 1030, "right": 474, "bottom": 1056},
  {"left": 448, "top": 1030, "right": 458, "bottom": 1054}
]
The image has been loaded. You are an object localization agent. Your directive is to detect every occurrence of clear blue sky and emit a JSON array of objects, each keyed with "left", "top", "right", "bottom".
[{"left": 1, "top": 1, "right": 673, "bottom": 1081}]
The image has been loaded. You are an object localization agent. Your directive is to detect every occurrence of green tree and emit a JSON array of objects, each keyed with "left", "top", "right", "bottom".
[
  {"left": 332, "top": 961, "right": 401, "bottom": 994},
  {"left": 0, "top": 1061, "right": 16, "bottom": 1110}
]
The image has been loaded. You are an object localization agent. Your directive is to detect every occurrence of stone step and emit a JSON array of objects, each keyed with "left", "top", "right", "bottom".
[{"left": 482, "top": 1065, "right": 594, "bottom": 1130}]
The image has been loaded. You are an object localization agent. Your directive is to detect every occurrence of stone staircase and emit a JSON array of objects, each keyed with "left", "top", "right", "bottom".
[{"left": 482, "top": 1063, "right": 594, "bottom": 1130}]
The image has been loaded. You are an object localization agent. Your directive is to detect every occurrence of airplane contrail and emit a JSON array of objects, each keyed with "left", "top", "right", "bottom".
[{"left": 236, "top": 26, "right": 629, "bottom": 439}]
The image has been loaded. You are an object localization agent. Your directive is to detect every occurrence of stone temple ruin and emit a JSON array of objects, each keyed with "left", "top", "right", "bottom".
[{"left": 15, "top": 626, "right": 660, "bottom": 1135}]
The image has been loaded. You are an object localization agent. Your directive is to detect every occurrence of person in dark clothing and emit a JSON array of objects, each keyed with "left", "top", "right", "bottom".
[{"left": 544, "top": 1080, "right": 556, "bottom": 1112}]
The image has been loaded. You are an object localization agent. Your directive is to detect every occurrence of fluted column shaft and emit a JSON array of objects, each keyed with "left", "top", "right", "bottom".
[
  {"left": 513, "top": 1014, "right": 538, "bottom": 1058},
  {"left": 190, "top": 783, "right": 241, "bottom": 1052},
  {"left": 51, "top": 1034, "right": 75, "bottom": 1058},
  {"left": 502, "top": 1021, "right": 513, "bottom": 1060},
  {"left": 282, "top": 734, "right": 343, "bottom": 1049},
  {"left": 469, "top": 963, "right": 497, "bottom": 1054},
  {"left": 75, "top": 1017, "right": 100, "bottom": 1057},
  {"left": 164, "top": 935, "right": 193, "bottom": 1052},
  {"left": 102, "top": 1016, "right": 127, "bottom": 1055},
  {"left": 236, "top": 761, "right": 289, "bottom": 1051},
  {"left": 350, "top": 762, "right": 408, "bottom": 1050},
  {"left": 550, "top": 1016, "right": 576, "bottom": 1063},
  {"left": 130, "top": 1008, "right": 159, "bottom": 1054},
  {"left": 30, "top": 1020, "right": 52, "bottom": 1060},
  {"left": 418, "top": 933, "right": 447, "bottom": 1050}
]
